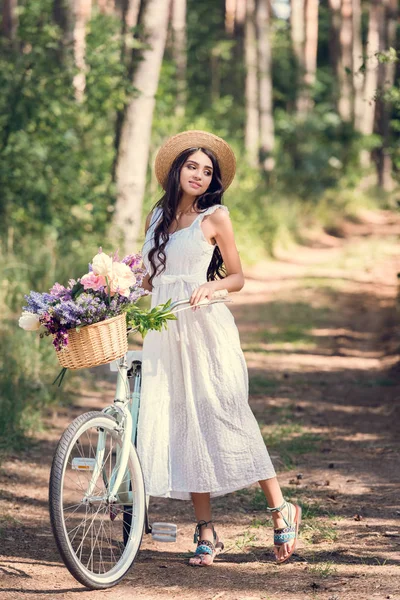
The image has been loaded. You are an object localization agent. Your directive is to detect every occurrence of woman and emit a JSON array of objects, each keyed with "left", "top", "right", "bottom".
[{"left": 137, "top": 130, "right": 301, "bottom": 567}]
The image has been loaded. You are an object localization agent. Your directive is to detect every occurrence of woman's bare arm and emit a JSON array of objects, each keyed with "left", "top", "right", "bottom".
[{"left": 189, "top": 208, "right": 244, "bottom": 307}]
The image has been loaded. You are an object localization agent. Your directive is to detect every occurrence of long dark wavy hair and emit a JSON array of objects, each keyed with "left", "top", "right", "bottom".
[{"left": 147, "top": 147, "right": 228, "bottom": 286}]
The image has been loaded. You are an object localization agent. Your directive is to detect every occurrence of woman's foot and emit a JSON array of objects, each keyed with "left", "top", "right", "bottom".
[
  {"left": 269, "top": 500, "right": 302, "bottom": 563},
  {"left": 188, "top": 520, "right": 224, "bottom": 566}
]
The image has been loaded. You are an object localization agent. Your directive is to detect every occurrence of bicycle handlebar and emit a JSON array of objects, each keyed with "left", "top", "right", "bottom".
[
  {"left": 127, "top": 289, "right": 231, "bottom": 336},
  {"left": 168, "top": 288, "right": 231, "bottom": 312}
]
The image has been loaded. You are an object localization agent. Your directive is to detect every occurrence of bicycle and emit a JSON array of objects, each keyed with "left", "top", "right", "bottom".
[{"left": 48, "top": 290, "right": 231, "bottom": 590}]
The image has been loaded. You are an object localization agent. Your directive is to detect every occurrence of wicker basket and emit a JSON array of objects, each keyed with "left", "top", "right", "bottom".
[{"left": 55, "top": 313, "right": 128, "bottom": 370}]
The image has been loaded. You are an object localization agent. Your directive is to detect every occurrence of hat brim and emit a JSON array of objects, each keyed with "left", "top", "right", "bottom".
[{"left": 154, "top": 130, "right": 236, "bottom": 191}]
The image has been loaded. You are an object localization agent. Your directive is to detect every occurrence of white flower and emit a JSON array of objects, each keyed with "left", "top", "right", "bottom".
[
  {"left": 92, "top": 252, "right": 113, "bottom": 277},
  {"left": 18, "top": 312, "right": 41, "bottom": 331},
  {"left": 109, "top": 262, "right": 136, "bottom": 297}
]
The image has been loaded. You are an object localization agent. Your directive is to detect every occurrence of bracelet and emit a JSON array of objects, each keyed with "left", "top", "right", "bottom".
[{"left": 212, "top": 289, "right": 228, "bottom": 298}]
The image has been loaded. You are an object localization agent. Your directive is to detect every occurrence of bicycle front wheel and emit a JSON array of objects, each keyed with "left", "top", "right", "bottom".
[{"left": 49, "top": 411, "right": 146, "bottom": 589}]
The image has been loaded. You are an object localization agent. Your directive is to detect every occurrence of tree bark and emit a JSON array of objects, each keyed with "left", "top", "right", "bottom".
[
  {"left": 353, "top": 0, "right": 364, "bottom": 131},
  {"left": 376, "top": 0, "right": 397, "bottom": 190},
  {"left": 235, "top": 0, "right": 246, "bottom": 28},
  {"left": 172, "top": 0, "right": 187, "bottom": 117},
  {"left": 257, "top": 0, "right": 274, "bottom": 171},
  {"left": 291, "top": 0, "right": 305, "bottom": 81},
  {"left": 338, "top": 0, "right": 353, "bottom": 122},
  {"left": 225, "top": 0, "right": 236, "bottom": 35},
  {"left": 359, "top": 0, "right": 381, "bottom": 137},
  {"left": 297, "top": 0, "right": 319, "bottom": 115},
  {"left": 72, "top": 0, "right": 93, "bottom": 102},
  {"left": 2, "top": 0, "right": 18, "bottom": 44},
  {"left": 328, "top": 0, "right": 341, "bottom": 89},
  {"left": 114, "top": 0, "right": 171, "bottom": 253},
  {"left": 244, "top": 0, "right": 259, "bottom": 167}
]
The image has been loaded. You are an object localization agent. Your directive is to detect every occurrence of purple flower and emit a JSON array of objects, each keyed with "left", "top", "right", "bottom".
[
  {"left": 49, "top": 282, "right": 72, "bottom": 300},
  {"left": 122, "top": 253, "right": 142, "bottom": 269},
  {"left": 23, "top": 291, "right": 54, "bottom": 314}
]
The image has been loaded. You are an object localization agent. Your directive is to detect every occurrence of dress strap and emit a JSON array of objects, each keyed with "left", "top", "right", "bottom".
[
  {"left": 149, "top": 206, "right": 162, "bottom": 229},
  {"left": 196, "top": 204, "right": 229, "bottom": 223}
]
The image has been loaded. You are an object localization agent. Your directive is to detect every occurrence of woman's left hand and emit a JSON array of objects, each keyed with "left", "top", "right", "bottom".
[{"left": 190, "top": 282, "right": 217, "bottom": 310}]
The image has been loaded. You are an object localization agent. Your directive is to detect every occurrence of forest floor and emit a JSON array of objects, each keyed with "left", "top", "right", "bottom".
[{"left": 0, "top": 209, "right": 400, "bottom": 600}]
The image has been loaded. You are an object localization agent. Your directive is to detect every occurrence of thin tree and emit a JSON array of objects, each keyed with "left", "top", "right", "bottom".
[
  {"left": 353, "top": 0, "right": 364, "bottom": 131},
  {"left": 328, "top": 0, "right": 340, "bottom": 104},
  {"left": 117, "top": 0, "right": 141, "bottom": 64},
  {"left": 297, "top": 0, "right": 319, "bottom": 115},
  {"left": 72, "top": 0, "right": 93, "bottom": 102},
  {"left": 235, "top": 0, "right": 246, "bottom": 27},
  {"left": 2, "top": 0, "right": 18, "bottom": 46},
  {"left": 359, "top": 0, "right": 382, "bottom": 138},
  {"left": 244, "top": 0, "right": 259, "bottom": 167},
  {"left": 114, "top": 0, "right": 171, "bottom": 252},
  {"left": 257, "top": 0, "right": 274, "bottom": 171},
  {"left": 172, "top": 0, "right": 187, "bottom": 117},
  {"left": 376, "top": 0, "right": 398, "bottom": 190},
  {"left": 225, "top": 0, "right": 236, "bottom": 35},
  {"left": 291, "top": 0, "right": 305, "bottom": 112},
  {"left": 338, "top": 0, "right": 353, "bottom": 122}
]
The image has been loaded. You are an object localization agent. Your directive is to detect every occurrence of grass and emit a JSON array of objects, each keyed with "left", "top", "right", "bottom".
[
  {"left": 232, "top": 530, "right": 258, "bottom": 551},
  {"left": 302, "top": 520, "right": 338, "bottom": 544},
  {"left": 262, "top": 425, "right": 323, "bottom": 470},
  {"left": 307, "top": 558, "right": 338, "bottom": 578},
  {"left": 249, "top": 375, "right": 281, "bottom": 395}
]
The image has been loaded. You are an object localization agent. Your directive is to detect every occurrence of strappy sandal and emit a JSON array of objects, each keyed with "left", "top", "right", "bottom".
[
  {"left": 188, "top": 519, "right": 224, "bottom": 567},
  {"left": 266, "top": 500, "right": 302, "bottom": 564}
]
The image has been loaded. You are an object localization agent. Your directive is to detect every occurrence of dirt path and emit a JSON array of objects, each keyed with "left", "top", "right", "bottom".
[{"left": 1, "top": 210, "right": 400, "bottom": 600}]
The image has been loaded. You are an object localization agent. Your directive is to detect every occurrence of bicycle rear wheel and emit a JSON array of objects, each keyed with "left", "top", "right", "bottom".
[{"left": 49, "top": 411, "right": 145, "bottom": 589}]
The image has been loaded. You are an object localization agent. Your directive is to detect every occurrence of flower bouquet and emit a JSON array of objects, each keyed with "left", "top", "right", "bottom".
[{"left": 19, "top": 249, "right": 176, "bottom": 378}]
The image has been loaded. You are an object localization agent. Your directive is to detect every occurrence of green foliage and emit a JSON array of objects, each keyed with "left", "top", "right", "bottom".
[
  {"left": 126, "top": 299, "right": 177, "bottom": 338},
  {"left": 0, "top": 319, "right": 71, "bottom": 448},
  {"left": 0, "top": 1, "right": 134, "bottom": 248}
]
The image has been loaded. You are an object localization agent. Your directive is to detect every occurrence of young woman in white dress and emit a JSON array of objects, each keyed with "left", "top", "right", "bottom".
[{"left": 137, "top": 130, "right": 301, "bottom": 567}]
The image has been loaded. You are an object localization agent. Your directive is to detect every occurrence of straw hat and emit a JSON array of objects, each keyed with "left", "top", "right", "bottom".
[{"left": 154, "top": 130, "right": 236, "bottom": 191}]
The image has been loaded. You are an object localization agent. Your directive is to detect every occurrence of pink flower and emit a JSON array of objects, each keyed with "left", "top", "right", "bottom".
[{"left": 80, "top": 272, "right": 107, "bottom": 291}]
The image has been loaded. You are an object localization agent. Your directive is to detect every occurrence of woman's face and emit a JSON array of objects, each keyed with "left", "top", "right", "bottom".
[{"left": 179, "top": 150, "right": 214, "bottom": 197}]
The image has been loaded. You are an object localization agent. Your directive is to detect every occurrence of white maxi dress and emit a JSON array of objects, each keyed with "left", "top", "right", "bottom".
[{"left": 136, "top": 204, "right": 276, "bottom": 500}]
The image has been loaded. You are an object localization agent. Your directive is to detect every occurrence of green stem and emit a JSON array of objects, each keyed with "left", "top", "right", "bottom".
[{"left": 53, "top": 367, "right": 67, "bottom": 387}]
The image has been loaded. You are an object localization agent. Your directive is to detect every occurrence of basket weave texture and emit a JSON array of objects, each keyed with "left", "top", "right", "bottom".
[{"left": 55, "top": 313, "right": 128, "bottom": 370}]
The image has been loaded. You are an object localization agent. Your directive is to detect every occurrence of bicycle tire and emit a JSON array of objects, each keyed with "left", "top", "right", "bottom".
[{"left": 49, "top": 411, "right": 146, "bottom": 589}]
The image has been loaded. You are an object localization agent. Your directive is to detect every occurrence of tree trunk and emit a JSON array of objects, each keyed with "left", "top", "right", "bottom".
[
  {"left": 114, "top": 0, "right": 171, "bottom": 253},
  {"left": 291, "top": 0, "right": 305, "bottom": 106},
  {"left": 297, "top": 0, "right": 319, "bottom": 115},
  {"left": 96, "top": 0, "right": 114, "bottom": 14},
  {"left": 244, "top": 0, "right": 259, "bottom": 167},
  {"left": 353, "top": 0, "right": 364, "bottom": 131},
  {"left": 338, "top": 0, "right": 353, "bottom": 122},
  {"left": 257, "top": 0, "right": 274, "bottom": 171},
  {"left": 53, "top": 0, "right": 74, "bottom": 60},
  {"left": 118, "top": 0, "right": 141, "bottom": 58},
  {"left": 2, "top": 0, "right": 18, "bottom": 44},
  {"left": 235, "top": 0, "right": 246, "bottom": 28},
  {"left": 172, "top": 0, "right": 187, "bottom": 117},
  {"left": 328, "top": 0, "right": 341, "bottom": 89},
  {"left": 72, "top": 0, "right": 93, "bottom": 102},
  {"left": 225, "top": 0, "right": 236, "bottom": 35},
  {"left": 376, "top": 0, "right": 397, "bottom": 190},
  {"left": 359, "top": 0, "right": 381, "bottom": 137}
]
